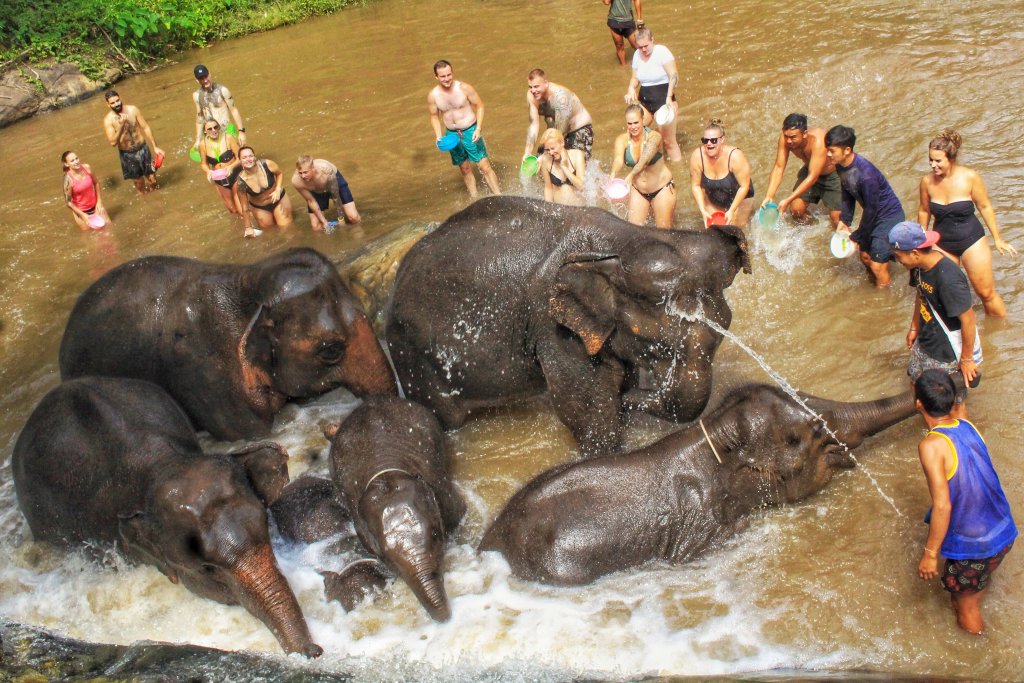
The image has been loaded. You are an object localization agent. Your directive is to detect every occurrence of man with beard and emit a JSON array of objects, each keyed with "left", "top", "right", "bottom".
[{"left": 102, "top": 90, "right": 164, "bottom": 194}]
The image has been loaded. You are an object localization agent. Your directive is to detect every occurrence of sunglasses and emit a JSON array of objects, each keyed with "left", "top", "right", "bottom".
[
  {"left": 701, "top": 137, "right": 721, "bottom": 145},
  {"left": 205, "top": 125, "right": 220, "bottom": 132}
]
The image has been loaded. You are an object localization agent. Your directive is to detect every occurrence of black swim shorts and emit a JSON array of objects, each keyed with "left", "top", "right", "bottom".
[
  {"left": 118, "top": 143, "right": 155, "bottom": 180},
  {"left": 607, "top": 17, "right": 636, "bottom": 37}
]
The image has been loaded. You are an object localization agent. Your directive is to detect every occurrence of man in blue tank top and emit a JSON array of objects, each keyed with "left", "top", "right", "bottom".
[{"left": 914, "top": 369, "right": 1016, "bottom": 635}]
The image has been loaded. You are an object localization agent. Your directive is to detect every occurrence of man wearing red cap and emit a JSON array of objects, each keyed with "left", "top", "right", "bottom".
[{"left": 889, "top": 220, "right": 980, "bottom": 406}]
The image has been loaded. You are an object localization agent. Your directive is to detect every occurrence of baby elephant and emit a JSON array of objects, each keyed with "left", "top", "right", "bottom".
[
  {"left": 11, "top": 377, "right": 322, "bottom": 657},
  {"left": 480, "top": 383, "right": 916, "bottom": 585},
  {"left": 327, "top": 396, "right": 465, "bottom": 621}
]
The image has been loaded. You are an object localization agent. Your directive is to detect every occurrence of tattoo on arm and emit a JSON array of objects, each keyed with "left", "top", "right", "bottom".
[
  {"left": 668, "top": 73, "right": 678, "bottom": 91},
  {"left": 552, "top": 90, "right": 571, "bottom": 129},
  {"left": 635, "top": 136, "right": 658, "bottom": 171}
]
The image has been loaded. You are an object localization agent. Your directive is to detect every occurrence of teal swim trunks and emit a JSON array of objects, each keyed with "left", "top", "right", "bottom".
[{"left": 448, "top": 123, "right": 488, "bottom": 165}]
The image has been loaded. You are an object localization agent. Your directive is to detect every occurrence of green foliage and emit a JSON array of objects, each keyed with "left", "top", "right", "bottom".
[{"left": 0, "top": 0, "right": 362, "bottom": 77}]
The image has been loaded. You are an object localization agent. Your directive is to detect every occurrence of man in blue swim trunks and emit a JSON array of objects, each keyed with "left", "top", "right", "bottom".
[
  {"left": 427, "top": 60, "right": 501, "bottom": 198},
  {"left": 291, "top": 155, "right": 360, "bottom": 232},
  {"left": 826, "top": 125, "right": 905, "bottom": 287}
]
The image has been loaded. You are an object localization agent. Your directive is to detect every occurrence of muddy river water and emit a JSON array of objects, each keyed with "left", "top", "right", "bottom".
[{"left": 1, "top": 0, "right": 1022, "bottom": 679}]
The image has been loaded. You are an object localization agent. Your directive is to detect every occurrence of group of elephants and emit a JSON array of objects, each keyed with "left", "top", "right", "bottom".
[{"left": 11, "top": 197, "right": 917, "bottom": 656}]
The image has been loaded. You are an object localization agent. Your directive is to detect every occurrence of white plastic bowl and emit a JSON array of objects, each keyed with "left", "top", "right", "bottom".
[{"left": 831, "top": 232, "right": 856, "bottom": 258}]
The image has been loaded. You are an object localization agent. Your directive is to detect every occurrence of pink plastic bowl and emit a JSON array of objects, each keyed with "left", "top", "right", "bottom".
[
  {"left": 208, "top": 168, "right": 230, "bottom": 181},
  {"left": 87, "top": 214, "right": 106, "bottom": 229},
  {"left": 605, "top": 178, "right": 629, "bottom": 201}
]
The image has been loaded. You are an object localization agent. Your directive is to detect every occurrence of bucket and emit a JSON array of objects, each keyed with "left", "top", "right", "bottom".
[
  {"left": 520, "top": 155, "right": 539, "bottom": 177},
  {"left": 757, "top": 202, "right": 780, "bottom": 228},
  {"left": 604, "top": 178, "right": 629, "bottom": 202},
  {"left": 706, "top": 211, "right": 727, "bottom": 227}
]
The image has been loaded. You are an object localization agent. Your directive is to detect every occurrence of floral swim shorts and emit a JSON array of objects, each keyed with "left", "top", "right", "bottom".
[{"left": 942, "top": 542, "right": 1013, "bottom": 594}]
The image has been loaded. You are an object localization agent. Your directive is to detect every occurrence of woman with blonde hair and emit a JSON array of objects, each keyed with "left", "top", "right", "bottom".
[
  {"left": 623, "top": 27, "right": 682, "bottom": 162},
  {"left": 611, "top": 104, "right": 676, "bottom": 228},
  {"left": 689, "top": 118, "right": 755, "bottom": 227},
  {"left": 198, "top": 117, "right": 241, "bottom": 214},
  {"left": 539, "top": 128, "right": 586, "bottom": 206},
  {"left": 917, "top": 129, "right": 1016, "bottom": 317},
  {"left": 62, "top": 151, "right": 111, "bottom": 229}
]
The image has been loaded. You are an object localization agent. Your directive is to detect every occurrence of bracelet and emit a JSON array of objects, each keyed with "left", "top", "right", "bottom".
[{"left": 923, "top": 547, "right": 938, "bottom": 557}]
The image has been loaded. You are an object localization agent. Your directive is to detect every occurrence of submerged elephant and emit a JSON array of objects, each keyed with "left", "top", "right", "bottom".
[
  {"left": 59, "top": 247, "right": 397, "bottom": 441},
  {"left": 479, "top": 383, "right": 916, "bottom": 585},
  {"left": 11, "top": 377, "right": 322, "bottom": 656},
  {"left": 326, "top": 397, "right": 466, "bottom": 621},
  {"left": 387, "top": 196, "right": 750, "bottom": 454}
]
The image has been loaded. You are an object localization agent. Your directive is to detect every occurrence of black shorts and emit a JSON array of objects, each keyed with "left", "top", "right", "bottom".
[
  {"left": 308, "top": 171, "right": 355, "bottom": 212},
  {"left": 607, "top": 17, "right": 636, "bottom": 38},
  {"left": 118, "top": 143, "right": 154, "bottom": 180},
  {"left": 638, "top": 84, "right": 676, "bottom": 115}
]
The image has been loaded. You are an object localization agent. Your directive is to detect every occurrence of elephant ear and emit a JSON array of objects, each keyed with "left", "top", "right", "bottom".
[
  {"left": 235, "top": 304, "right": 285, "bottom": 417},
  {"left": 549, "top": 253, "right": 620, "bottom": 356},
  {"left": 227, "top": 441, "right": 291, "bottom": 506},
  {"left": 708, "top": 224, "right": 752, "bottom": 275},
  {"left": 118, "top": 512, "right": 179, "bottom": 584}
]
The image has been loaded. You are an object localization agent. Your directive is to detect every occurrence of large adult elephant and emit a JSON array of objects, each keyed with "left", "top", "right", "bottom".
[
  {"left": 59, "top": 247, "right": 397, "bottom": 441},
  {"left": 387, "top": 196, "right": 751, "bottom": 454},
  {"left": 479, "top": 383, "right": 916, "bottom": 585},
  {"left": 11, "top": 377, "right": 322, "bottom": 656}
]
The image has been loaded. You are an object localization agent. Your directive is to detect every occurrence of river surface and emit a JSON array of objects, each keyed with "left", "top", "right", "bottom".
[{"left": 1, "top": 0, "right": 1022, "bottom": 680}]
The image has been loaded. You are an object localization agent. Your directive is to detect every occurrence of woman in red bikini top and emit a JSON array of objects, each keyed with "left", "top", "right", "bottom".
[{"left": 62, "top": 151, "right": 111, "bottom": 230}]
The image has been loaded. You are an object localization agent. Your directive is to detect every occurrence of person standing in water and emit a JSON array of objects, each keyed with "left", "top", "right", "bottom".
[
  {"left": 291, "top": 155, "right": 360, "bottom": 231},
  {"left": 826, "top": 125, "right": 905, "bottom": 288},
  {"left": 192, "top": 64, "right": 247, "bottom": 149},
  {"left": 611, "top": 104, "right": 675, "bottom": 228},
  {"left": 62, "top": 151, "right": 111, "bottom": 229},
  {"left": 761, "top": 113, "right": 842, "bottom": 227},
  {"left": 912, "top": 369, "right": 1016, "bottom": 636},
  {"left": 917, "top": 129, "right": 1016, "bottom": 318},
  {"left": 522, "top": 69, "right": 595, "bottom": 161},
  {"left": 623, "top": 28, "right": 682, "bottom": 162},
  {"left": 603, "top": 0, "right": 644, "bottom": 66},
  {"left": 233, "top": 146, "right": 292, "bottom": 238},
  {"left": 539, "top": 128, "right": 586, "bottom": 206},
  {"left": 102, "top": 90, "right": 163, "bottom": 194},
  {"left": 689, "top": 118, "right": 755, "bottom": 227},
  {"left": 198, "top": 119, "right": 241, "bottom": 214},
  {"left": 427, "top": 60, "right": 501, "bottom": 198}
]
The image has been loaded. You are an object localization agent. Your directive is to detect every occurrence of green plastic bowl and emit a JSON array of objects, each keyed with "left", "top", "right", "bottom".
[{"left": 520, "top": 155, "right": 539, "bottom": 177}]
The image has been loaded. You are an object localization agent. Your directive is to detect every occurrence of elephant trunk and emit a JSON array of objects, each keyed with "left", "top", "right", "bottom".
[
  {"left": 400, "top": 560, "right": 451, "bottom": 622},
  {"left": 804, "top": 390, "right": 917, "bottom": 449},
  {"left": 338, "top": 316, "right": 399, "bottom": 397},
  {"left": 233, "top": 544, "right": 323, "bottom": 657}
]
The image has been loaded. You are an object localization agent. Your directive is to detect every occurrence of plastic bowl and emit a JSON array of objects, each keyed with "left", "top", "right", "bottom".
[
  {"left": 757, "top": 202, "right": 780, "bottom": 228},
  {"left": 436, "top": 133, "right": 460, "bottom": 152},
  {"left": 654, "top": 105, "right": 675, "bottom": 126},
  {"left": 605, "top": 178, "right": 629, "bottom": 201},
  {"left": 226, "top": 123, "right": 238, "bottom": 137},
  {"left": 189, "top": 146, "right": 201, "bottom": 163},
  {"left": 520, "top": 155, "right": 539, "bottom": 177},
  {"left": 87, "top": 214, "right": 106, "bottom": 229},
  {"left": 154, "top": 152, "right": 165, "bottom": 169},
  {"left": 831, "top": 231, "right": 856, "bottom": 258},
  {"left": 706, "top": 211, "right": 727, "bottom": 227},
  {"left": 208, "top": 168, "right": 230, "bottom": 181}
]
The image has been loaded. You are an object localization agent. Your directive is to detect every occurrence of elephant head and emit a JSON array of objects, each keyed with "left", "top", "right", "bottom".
[
  {"left": 238, "top": 248, "right": 397, "bottom": 413},
  {"left": 352, "top": 471, "right": 453, "bottom": 622},
  {"left": 118, "top": 447, "right": 322, "bottom": 657},
  {"left": 549, "top": 226, "right": 750, "bottom": 426},
  {"left": 703, "top": 384, "right": 916, "bottom": 515}
]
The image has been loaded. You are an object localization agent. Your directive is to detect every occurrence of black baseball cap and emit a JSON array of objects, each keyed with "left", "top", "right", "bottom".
[{"left": 194, "top": 64, "right": 209, "bottom": 80}]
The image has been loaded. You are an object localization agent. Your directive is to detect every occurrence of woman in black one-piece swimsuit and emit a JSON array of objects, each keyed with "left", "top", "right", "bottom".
[{"left": 917, "top": 129, "right": 1016, "bottom": 317}]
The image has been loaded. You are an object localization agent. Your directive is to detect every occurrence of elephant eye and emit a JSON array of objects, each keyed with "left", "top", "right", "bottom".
[{"left": 316, "top": 341, "right": 345, "bottom": 364}]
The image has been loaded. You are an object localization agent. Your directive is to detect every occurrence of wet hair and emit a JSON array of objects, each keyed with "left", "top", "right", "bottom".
[
  {"left": 539, "top": 128, "right": 564, "bottom": 147},
  {"left": 238, "top": 145, "right": 255, "bottom": 158},
  {"left": 704, "top": 118, "right": 726, "bottom": 137},
  {"left": 625, "top": 103, "right": 644, "bottom": 119},
  {"left": 782, "top": 113, "right": 808, "bottom": 131},
  {"left": 928, "top": 128, "right": 962, "bottom": 162},
  {"left": 61, "top": 150, "right": 74, "bottom": 170},
  {"left": 296, "top": 154, "right": 314, "bottom": 169},
  {"left": 914, "top": 369, "right": 957, "bottom": 417},
  {"left": 635, "top": 27, "right": 653, "bottom": 42},
  {"left": 433, "top": 59, "right": 452, "bottom": 75},
  {"left": 104, "top": 90, "right": 119, "bottom": 101},
  {"left": 528, "top": 68, "right": 546, "bottom": 81},
  {"left": 825, "top": 125, "right": 856, "bottom": 149}
]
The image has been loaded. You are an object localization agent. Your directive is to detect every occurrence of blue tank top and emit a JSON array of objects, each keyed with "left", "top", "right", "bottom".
[{"left": 925, "top": 420, "right": 1017, "bottom": 560}]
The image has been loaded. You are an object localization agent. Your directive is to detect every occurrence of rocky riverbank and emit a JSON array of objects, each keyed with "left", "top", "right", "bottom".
[{"left": 0, "top": 62, "right": 123, "bottom": 128}]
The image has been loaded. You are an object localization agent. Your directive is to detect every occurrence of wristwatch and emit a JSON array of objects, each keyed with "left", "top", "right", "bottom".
[{"left": 238, "top": 128, "right": 246, "bottom": 133}]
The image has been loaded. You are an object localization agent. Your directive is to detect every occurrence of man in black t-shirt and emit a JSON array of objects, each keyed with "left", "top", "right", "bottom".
[{"left": 889, "top": 222, "right": 979, "bottom": 411}]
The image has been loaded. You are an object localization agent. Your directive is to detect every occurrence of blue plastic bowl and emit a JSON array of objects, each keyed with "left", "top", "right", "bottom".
[
  {"left": 758, "top": 202, "right": 780, "bottom": 228},
  {"left": 436, "top": 133, "right": 460, "bottom": 151}
]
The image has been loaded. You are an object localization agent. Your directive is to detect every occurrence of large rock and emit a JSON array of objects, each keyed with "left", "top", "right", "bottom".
[{"left": 0, "top": 62, "right": 121, "bottom": 128}]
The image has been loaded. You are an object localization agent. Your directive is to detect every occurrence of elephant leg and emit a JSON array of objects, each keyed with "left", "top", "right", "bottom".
[
  {"left": 390, "top": 340, "right": 470, "bottom": 430},
  {"left": 539, "top": 342, "right": 625, "bottom": 455}
]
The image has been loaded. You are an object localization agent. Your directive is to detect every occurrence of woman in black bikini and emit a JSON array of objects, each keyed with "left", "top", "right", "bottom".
[
  {"left": 232, "top": 146, "right": 293, "bottom": 237},
  {"left": 198, "top": 118, "right": 241, "bottom": 214},
  {"left": 539, "top": 128, "right": 586, "bottom": 206},
  {"left": 611, "top": 104, "right": 675, "bottom": 228},
  {"left": 688, "top": 118, "right": 754, "bottom": 228},
  {"left": 917, "top": 129, "right": 1016, "bottom": 317}
]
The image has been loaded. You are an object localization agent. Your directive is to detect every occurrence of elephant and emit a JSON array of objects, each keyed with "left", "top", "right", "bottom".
[
  {"left": 386, "top": 196, "right": 751, "bottom": 455},
  {"left": 59, "top": 247, "right": 397, "bottom": 441},
  {"left": 326, "top": 396, "right": 466, "bottom": 621},
  {"left": 11, "top": 377, "right": 322, "bottom": 657},
  {"left": 479, "top": 383, "right": 916, "bottom": 586}
]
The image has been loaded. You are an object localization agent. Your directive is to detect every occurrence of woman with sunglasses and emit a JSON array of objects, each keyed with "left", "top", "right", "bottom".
[
  {"left": 62, "top": 151, "right": 111, "bottom": 229},
  {"left": 623, "top": 27, "right": 682, "bottom": 162},
  {"left": 611, "top": 104, "right": 676, "bottom": 228},
  {"left": 689, "top": 118, "right": 755, "bottom": 228},
  {"left": 232, "top": 146, "right": 293, "bottom": 238},
  {"left": 198, "top": 118, "right": 241, "bottom": 214}
]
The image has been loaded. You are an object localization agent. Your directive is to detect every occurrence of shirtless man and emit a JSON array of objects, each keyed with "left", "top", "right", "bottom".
[
  {"left": 291, "top": 155, "right": 360, "bottom": 232},
  {"left": 761, "top": 113, "right": 842, "bottom": 226},
  {"left": 192, "top": 64, "right": 247, "bottom": 149},
  {"left": 427, "top": 60, "right": 501, "bottom": 198},
  {"left": 102, "top": 90, "right": 164, "bottom": 194},
  {"left": 523, "top": 69, "right": 595, "bottom": 161}
]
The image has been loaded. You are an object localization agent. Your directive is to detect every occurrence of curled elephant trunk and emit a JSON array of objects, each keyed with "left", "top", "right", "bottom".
[
  {"left": 803, "top": 390, "right": 917, "bottom": 450},
  {"left": 233, "top": 544, "right": 322, "bottom": 657}
]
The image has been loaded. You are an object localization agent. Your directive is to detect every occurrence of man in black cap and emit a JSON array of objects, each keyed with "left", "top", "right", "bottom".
[{"left": 192, "top": 64, "right": 247, "bottom": 149}]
